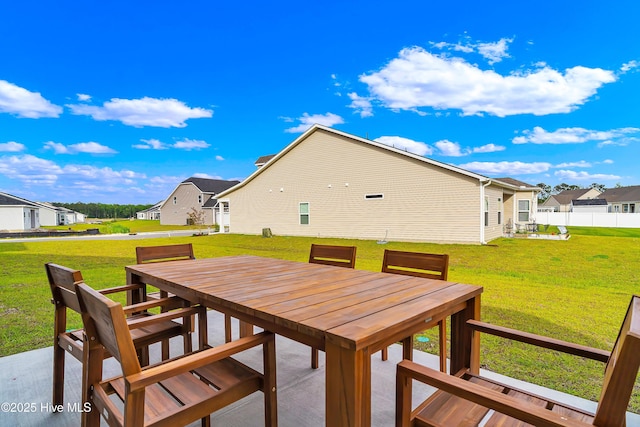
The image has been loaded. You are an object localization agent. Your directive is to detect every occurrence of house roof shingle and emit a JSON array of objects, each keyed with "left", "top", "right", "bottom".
[
  {"left": 255, "top": 155, "right": 276, "bottom": 167},
  {"left": 181, "top": 177, "right": 240, "bottom": 194},
  {"left": 550, "top": 189, "right": 595, "bottom": 205},
  {"left": 494, "top": 177, "right": 538, "bottom": 189},
  {"left": 598, "top": 185, "right": 640, "bottom": 203},
  {"left": 0, "top": 192, "right": 39, "bottom": 207}
]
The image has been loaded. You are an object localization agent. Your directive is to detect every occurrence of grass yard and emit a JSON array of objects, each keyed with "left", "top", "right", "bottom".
[
  {"left": 1, "top": 231, "right": 639, "bottom": 412},
  {"left": 41, "top": 219, "right": 202, "bottom": 234}
]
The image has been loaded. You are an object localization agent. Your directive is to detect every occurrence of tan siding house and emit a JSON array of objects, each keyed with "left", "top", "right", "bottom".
[
  {"left": 218, "top": 125, "right": 539, "bottom": 244},
  {"left": 160, "top": 177, "right": 239, "bottom": 226}
]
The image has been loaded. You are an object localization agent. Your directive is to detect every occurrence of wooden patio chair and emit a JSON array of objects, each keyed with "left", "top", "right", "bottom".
[
  {"left": 46, "top": 262, "right": 204, "bottom": 407},
  {"left": 75, "top": 282, "right": 277, "bottom": 427},
  {"left": 308, "top": 243, "right": 357, "bottom": 369},
  {"left": 381, "top": 250, "right": 449, "bottom": 372},
  {"left": 396, "top": 295, "right": 640, "bottom": 427}
]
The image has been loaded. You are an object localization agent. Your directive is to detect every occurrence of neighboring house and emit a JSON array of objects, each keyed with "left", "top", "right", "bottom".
[
  {"left": 0, "top": 192, "right": 41, "bottom": 231},
  {"left": 216, "top": 125, "right": 540, "bottom": 244},
  {"left": 36, "top": 202, "right": 86, "bottom": 226},
  {"left": 136, "top": 201, "right": 162, "bottom": 220},
  {"left": 160, "top": 177, "right": 240, "bottom": 226},
  {"left": 598, "top": 185, "right": 640, "bottom": 213},
  {"left": 571, "top": 199, "right": 609, "bottom": 213},
  {"left": 540, "top": 188, "right": 601, "bottom": 212}
]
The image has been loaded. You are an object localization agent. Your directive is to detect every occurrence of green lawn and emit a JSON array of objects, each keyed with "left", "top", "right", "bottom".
[
  {"left": 41, "top": 219, "right": 202, "bottom": 234},
  {"left": 1, "top": 231, "right": 639, "bottom": 412}
]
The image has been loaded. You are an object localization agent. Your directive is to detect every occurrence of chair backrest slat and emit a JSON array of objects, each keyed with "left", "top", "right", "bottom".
[
  {"left": 381, "top": 250, "right": 449, "bottom": 280},
  {"left": 46, "top": 263, "right": 84, "bottom": 313},
  {"left": 594, "top": 295, "right": 640, "bottom": 426},
  {"left": 76, "top": 283, "right": 142, "bottom": 376},
  {"left": 136, "top": 243, "right": 195, "bottom": 264},
  {"left": 309, "top": 244, "right": 357, "bottom": 268}
]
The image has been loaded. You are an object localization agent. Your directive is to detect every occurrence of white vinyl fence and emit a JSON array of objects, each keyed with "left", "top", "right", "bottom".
[{"left": 535, "top": 212, "right": 640, "bottom": 228}]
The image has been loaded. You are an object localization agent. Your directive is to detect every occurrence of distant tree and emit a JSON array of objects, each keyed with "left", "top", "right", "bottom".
[
  {"left": 615, "top": 182, "right": 623, "bottom": 188},
  {"left": 589, "top": 182, "right": 606, "bottom": 192},
  {"left": 552, "top": 183, "right": 581, "bottom": 194},
  {"left": 535, "top": 183, "right": 552, "bottom": 202}
]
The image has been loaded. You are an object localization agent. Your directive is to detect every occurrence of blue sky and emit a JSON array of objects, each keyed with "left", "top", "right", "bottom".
[{"left": 1, "top": 1, "right": 639, "bottom": 204}]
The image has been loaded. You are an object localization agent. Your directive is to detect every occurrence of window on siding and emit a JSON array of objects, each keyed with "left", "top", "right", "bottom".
[
  {"left": 198, "top": 195, "right": 203, "bottom": 204},
  {"left": 623, "top": 204, "right": 629, "bottom": 213},
  {"left": 299, "top": 202, "right": 309, "bottom": 225},
  {"left": 173, "top": 196, "right": 177, "bottom": 205},
  {"left": 518, "top": 200, "right": 530, "bottom": 222},
  {"left": 497, "top": 198, "right": 502, "bottom": 225},
  {"left": 484, "top": 197, "right": 489, "bottom": 227}
]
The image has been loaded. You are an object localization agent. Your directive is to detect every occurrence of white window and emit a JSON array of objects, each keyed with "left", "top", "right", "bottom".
[
  {"left": 497, "top": 197, "right": 502, "bottom": 225},
  {"left": 299, "top": 202, "right": 309, "bottom": 225},
  {"left": 518, "top": 200, "right": 530, "bottom": 222},
  {"left": 623, "top": 204, "right": 629, "bottom": 213},
  {"left": 484, "top": 197, "right": 489, "bottom": 227}
]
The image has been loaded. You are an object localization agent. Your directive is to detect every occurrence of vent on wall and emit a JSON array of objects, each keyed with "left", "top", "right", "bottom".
[{"left": 365, "top": 194, "right": 384, "bottom": 200}]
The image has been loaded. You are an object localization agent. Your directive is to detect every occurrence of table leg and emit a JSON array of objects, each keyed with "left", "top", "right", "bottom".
[
  {"left": 449, "top": 295, "right": 481, "bottom": 374},
  {"left": 325, "top": 341, "right": 371, "bottom": 427}
]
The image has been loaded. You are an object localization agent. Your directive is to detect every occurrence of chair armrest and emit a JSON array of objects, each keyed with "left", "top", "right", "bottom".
[
  {"left": 467, "top": 320, "right": 610, "bottom": 363},
  {"left": 122, "top": 296, "right": 189, "bottom": 315},
  {"left": 397, "top": 360, "right": 593, "bottom": 427},
  {"left": 126, "top": 331, "right": 274, "bottom": 391},
  {"left": 124, "top": 306, "right": 204, "bottom": 330},
  {"left": 99, "top": 283, "right": 145, "bottom": 295}
]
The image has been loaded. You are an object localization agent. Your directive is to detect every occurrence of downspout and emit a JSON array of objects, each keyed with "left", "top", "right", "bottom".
[{"left": 480, "top": 179, "right": 492, "bottom": 244}]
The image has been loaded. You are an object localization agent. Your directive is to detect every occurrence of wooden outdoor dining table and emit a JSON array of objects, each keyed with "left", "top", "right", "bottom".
[{"left": 125, "top": 255, "right": 483, "bottom": 427}]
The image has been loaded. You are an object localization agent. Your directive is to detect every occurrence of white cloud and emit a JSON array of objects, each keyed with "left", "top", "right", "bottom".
[
  {"left": 602, "top": 159, "right": 614, "bottom": 164},
  {"left": 458, "top": 161, "right": 552, "bottom": 175},
  {"left": 554, "top": 170, "right": 621, "bottom": 181},
  {"left": 358, "top": 46, "right": 616, "bottom": 117},
  {"left": 472, "top": 143, "right": 505, "bottom": 153},
  {"left": 67, "top": 97, "right": 213, "bottom": 128},
  {"left": 374, "top": 136, "right": 433, "bottom": 156},
  {"left": 215, "top": 155, "right": 224, "bottom": 161},
  {"left": 0, "top": 80, "right": 62, "bottom": 118},
  {"left": 620, "top": 60, "right": 639, "bottom": 73},
  {"left": 513, "top": 126, "right": 640, "bottom": 145},
  {"left": 284, "top": 112, "right": 344, "bottom": 133},
  {"left": 0, "top": 154, "right": 62, "bottom": 185},
  {"left": 132, "top": 139, "right": 169, "bottom": 150},
  {"left": 0, "top": 141, "right": 26, "bottom": 152},
  {"left": 555, "top": 161, "right": 592, "bottom": 168},
  {"left": 77, "top": 93, "right": 91, "bottom": 101},
  {"left": 477, "top": 38, "right": 514, "bottom": 64},
  {"left": 44, "top": 141, "right": 117, "bottom": 154},
  {"left": 435, "top": 139, "right": 466, "bottom": 156},
  {"left": 193, "top": 172, "right": 223, "bottom": 179},
  {"left": 347, "top": 93, "right": 374, "bottom": 118},
  {"left": 173, "top": 138, "right": 210, "bottom": 151}
]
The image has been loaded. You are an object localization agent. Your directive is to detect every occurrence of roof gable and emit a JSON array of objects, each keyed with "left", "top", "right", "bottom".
[
  {"left": 218, "top": 125, "right": 539, "bottom": 198},
  {"left": 550, "top": 189, "right": 594, "bottom": 205}
]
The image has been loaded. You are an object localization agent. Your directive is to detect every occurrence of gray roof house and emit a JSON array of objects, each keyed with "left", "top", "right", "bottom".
[
  {"left": 598, "top": 185, "right": 640, "bottom": 213},
  {"left": 540, "top": 188, "right": 601, "bottom": 212},
  {"left": 0, "top": 192, "right": 41, "bottom": 231},
  {"left": 216, "top": 125, "right": 540, "bottom": 244},
  {"left": 159, "top": 177, "right": 240, "bottom": 226}
]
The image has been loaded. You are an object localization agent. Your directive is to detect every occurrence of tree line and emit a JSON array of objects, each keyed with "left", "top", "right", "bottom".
[
  {"left": 535, "top": 182, "right": 622, "bottom": 203},
  {"left": 52, "top": 202, "right": 154, "bottom": 219}
]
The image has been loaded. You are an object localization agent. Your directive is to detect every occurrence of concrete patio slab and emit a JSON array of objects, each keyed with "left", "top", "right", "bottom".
[{"left": 1, "top": 310, "right": 637, "bottom": 426}]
